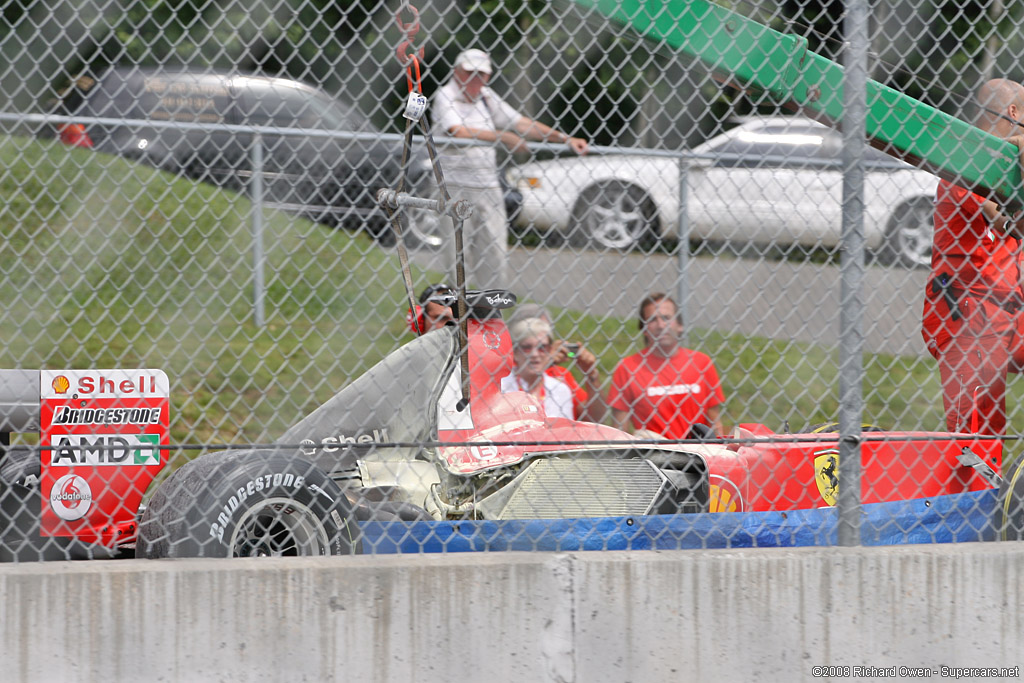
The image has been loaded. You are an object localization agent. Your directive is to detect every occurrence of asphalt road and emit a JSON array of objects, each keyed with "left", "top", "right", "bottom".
[{"left": 409, "top": 246, "right": 930, "bottom": 358}]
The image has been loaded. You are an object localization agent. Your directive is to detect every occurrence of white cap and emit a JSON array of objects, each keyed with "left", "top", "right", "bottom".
[{"left": 455, "top": 49, "right": 493, "bottom": 75}]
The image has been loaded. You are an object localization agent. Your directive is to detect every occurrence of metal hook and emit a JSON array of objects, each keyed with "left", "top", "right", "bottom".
[
  {"left": 396, "top": 40, "right": 425, "bottom": 68},
  {"left": 395, "top": 5, "right": 420, "bottom": 39},
  {"left": 395, "top": 5, "right": 424, "bottom": 68}
]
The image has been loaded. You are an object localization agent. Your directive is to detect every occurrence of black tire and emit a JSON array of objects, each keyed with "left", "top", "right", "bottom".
[
  {"left": 997, "top": 455, "right": 1024, "bottom": 540},
  {"left": 137, "top": 451, "right": 360, "bottom": 558},
  {"left": 568, "top": 180, "right": 657, "bottom": 251},
  {"left": 879, "top": 197, "right": 933, "bottom": 269}
]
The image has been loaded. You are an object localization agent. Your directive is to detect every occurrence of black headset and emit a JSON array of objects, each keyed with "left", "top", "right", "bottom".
[
  {"left": 408, "top": 283, "right": 456, "bottom": 334},
  {"left": 419, "top": 283, "right": 455, "bottom": 305}
]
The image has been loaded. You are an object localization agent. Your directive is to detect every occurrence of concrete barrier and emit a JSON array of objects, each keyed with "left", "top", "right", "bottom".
[{"left": 1, "top": 543, "right": 1022, "bottom": 682}]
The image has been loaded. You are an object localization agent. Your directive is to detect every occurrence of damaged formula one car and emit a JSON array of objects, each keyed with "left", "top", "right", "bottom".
[
  {"left": 0, "top": 291, "right": 1020, "bottom": 561},
  {"left": 133, "top": 291, "right": 1017, "bottom": 557}
]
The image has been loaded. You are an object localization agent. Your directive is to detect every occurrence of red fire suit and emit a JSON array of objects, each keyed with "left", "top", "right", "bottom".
[{"left": 921, "top": 180, "right": 1024, "bottom": 434}]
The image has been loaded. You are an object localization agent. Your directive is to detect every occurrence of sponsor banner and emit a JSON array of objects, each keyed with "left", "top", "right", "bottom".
[
  {"left": 40, "top": 369, "right": 170, "bottom": 537},
  {"left": 41, "top": 369, "right": 169, "bottom": 399},
  {"left": 300, "top": 428, "right": 392, "bottom": 455},
  {"left": 49, "top": 474, "right": 93, "bottom": 521},
  {"left": 50, "top": 433, "right": 162, "bottom": 466}
]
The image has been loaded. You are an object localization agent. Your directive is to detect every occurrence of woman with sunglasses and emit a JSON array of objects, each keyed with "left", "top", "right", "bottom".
[{"left": 500, "top": 317, "right": 605, "bottom": 422}]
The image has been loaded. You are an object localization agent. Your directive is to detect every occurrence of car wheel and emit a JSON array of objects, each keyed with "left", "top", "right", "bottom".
[
  {"left": 997, "top": 454, "right": 1024, "bottom": 540},
  {"left": 880, "top": 197, "right": 933, "bottom": 268},
  {"left": 137, "top": 451, "right": 360, "bottom": 558},
  {"left": 568, "top": 180, "right": 657, "bottom": 251}
]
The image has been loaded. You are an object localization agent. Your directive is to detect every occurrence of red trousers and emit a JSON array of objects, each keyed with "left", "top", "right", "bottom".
[
  {"left": 928, "top": 295, "right": 1019, "bottom": 435},
  {"left": 938, "top": 331, "right": 1010, "bottom": 434}
]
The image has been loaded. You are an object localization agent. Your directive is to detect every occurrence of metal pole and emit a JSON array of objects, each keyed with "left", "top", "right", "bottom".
[
  {"left": 677, "top": 154, "right": 690, "bottom": 343},
  {"left": 837, "top": 0, "right": 869, "bottom": 546},
  {"left": 250, "top": 133, "right": 266, "bottom": 328}
]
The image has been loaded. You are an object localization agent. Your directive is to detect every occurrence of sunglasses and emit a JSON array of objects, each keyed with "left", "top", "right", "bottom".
[
  {"left": 981, "top": 106, "right": 1024, "bottom": 127},
  {"left": 515, "top": 342, "right": 550, "bottom": 354}
]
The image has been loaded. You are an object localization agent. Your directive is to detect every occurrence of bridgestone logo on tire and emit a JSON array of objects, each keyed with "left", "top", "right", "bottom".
[{"left": 209, "top": 473, "right": 306, "bottom": 542}]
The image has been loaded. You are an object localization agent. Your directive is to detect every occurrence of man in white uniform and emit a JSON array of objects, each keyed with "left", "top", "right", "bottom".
[{"left": 431, "top": 48, "right": 588, "bottom": 290}]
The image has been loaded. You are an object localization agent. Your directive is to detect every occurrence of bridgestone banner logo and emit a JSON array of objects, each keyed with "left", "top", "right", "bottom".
[
  {"left": 50, "top": 434, "right": 162, "bottom": 465},
  {"left": 52, "top": 406, "right": 162, "bottom": 425}
]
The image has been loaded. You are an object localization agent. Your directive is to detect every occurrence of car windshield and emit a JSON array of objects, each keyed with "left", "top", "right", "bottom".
[
  {"left": 238, "top": 79, "right": 378, "bottom": 133},
  {"left": 278, "top": 329, "right": 456, "bottom": 450}
]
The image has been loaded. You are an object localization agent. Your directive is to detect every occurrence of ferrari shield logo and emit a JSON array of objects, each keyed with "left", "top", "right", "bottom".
[{"left": 814, "top": 449, "right": 839, "bottom": 506}]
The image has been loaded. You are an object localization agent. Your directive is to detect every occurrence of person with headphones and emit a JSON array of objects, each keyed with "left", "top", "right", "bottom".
[
  {"left": 607, "top": 292, "right": 725, "bottom": 438},
  {"left": 407, "top": 283, "right": 456, "bottom": 334}
]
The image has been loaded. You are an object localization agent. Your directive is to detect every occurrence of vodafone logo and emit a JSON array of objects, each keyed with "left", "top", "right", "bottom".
[{"left": 49, "top": 474, "right": 93, "bottom": 521}]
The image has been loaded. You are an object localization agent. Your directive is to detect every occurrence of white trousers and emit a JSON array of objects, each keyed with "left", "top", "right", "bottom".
[{"left": 442, "top": 185, "right": 508, "bottom": 291}]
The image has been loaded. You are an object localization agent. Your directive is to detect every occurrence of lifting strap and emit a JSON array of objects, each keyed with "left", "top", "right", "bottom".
[{"left": 381, "top": 2, "right": 472, "bottom": 410}]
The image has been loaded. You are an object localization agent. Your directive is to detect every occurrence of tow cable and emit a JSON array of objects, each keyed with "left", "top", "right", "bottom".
[{"left": 378, "top": 2, "right": 473, "bottom": 410}]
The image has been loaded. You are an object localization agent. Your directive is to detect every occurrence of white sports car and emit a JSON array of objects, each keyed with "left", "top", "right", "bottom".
[{"left": 506, "top": 117, "right": 940, "bottom": 267}]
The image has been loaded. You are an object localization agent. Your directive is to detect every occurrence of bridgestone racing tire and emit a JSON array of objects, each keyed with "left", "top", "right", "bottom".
[
  {"left": 137, "top": 451, "right": 360, "bottom": 558},
  {"left": 997, "top": 455, "right": 1024, "bottom": 541}
]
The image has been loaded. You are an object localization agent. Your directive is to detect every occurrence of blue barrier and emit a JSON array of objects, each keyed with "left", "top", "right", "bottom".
[{"left": 359, "top": 489, "right": 1000, "bottom": 553}]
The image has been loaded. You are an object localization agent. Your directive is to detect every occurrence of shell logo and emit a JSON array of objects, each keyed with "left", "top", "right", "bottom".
[
  {"left": 51, "top": 375, "right": 71, "bottom": 394},
  {"left": 708, "top": 475, "right": 742, "bottom": 512}
]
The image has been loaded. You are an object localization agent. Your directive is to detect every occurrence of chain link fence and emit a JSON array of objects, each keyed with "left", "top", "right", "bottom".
[{"left": 1, "top": 0, "right": 1023, "bottom": 560}]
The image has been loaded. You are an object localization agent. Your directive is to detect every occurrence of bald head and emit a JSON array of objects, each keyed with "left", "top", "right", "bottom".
[{"left": 976, "top": 79, "right": 1024, "bottom": 136}]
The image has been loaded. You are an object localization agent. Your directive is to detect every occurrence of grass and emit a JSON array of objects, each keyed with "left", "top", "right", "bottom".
[{"left": 4, "top": 133, "right": 1024, "bottom": 464}]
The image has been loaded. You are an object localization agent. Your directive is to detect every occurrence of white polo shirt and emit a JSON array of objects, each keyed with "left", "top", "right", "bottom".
[
  {"left": 500, "top": 372, "right": 576, "bottom": 420},
  {"left": 431, "top": 79, "right": 523, "bottom": 188}
]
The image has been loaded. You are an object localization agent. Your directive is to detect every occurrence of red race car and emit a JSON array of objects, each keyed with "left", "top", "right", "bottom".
[{"left": 1, "top": 291, "right": 1020, "bottom": 560}]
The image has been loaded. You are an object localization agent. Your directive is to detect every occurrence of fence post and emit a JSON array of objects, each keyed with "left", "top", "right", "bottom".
[
  {"left": 676, "top": 154, "right": 690, "bottom": 342},
  {"left": 250, "top": 132, "right": 266, "bottom": 328},
  {"left": 837, "top": 0, "right": 870, "bottom": 546}
]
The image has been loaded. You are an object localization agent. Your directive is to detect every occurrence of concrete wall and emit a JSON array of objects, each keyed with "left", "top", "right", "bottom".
[{"left": 1, "top": 544, "right": 1022, "bottom": 682}]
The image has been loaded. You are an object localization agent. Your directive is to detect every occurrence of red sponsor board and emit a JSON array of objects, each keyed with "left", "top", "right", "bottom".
[{"left": 40, "top": 370, "right": 170, "bottom": 542}]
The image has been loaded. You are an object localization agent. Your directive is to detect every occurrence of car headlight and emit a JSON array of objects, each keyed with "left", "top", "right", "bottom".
[{"left": 515, "top": 176, "right": 542, "bottom": 190}]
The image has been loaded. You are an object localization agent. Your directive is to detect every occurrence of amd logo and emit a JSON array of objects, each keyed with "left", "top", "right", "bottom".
[{"left": 50, "top": 434, "right": 160, "bottom": 466}]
